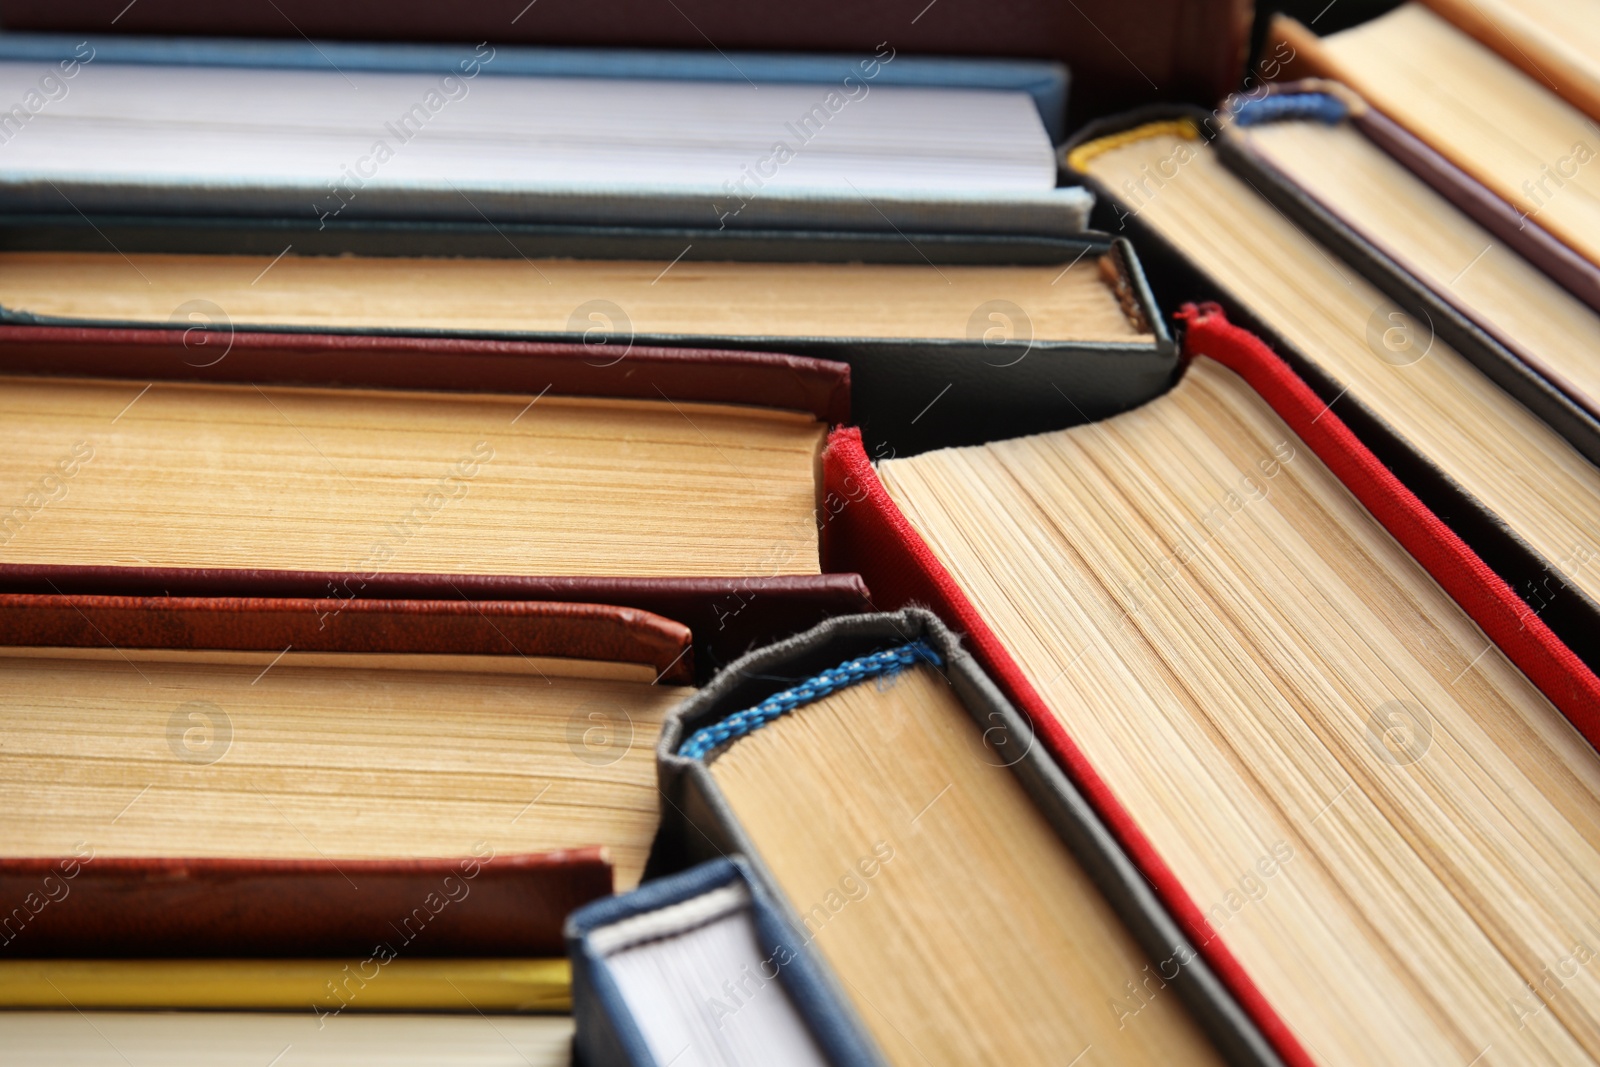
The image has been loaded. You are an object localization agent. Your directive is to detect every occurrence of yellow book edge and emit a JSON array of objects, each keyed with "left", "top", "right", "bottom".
[
  {"left": 0, "top": 958, "right": 570, "bottom": 1014},
  {"left": 1065, "top": 118, "right": 1201, "bottom": 174}
]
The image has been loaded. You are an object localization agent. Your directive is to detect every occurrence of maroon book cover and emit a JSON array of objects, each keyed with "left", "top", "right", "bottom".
[
  {"left": 0, "top": 851, "right": 611, "bottom": 958},
  {"left": 0, "top": 592, "right": 696, "bottom": 682},
  {"left": 0, "top": 324, "right": 850, "bottom": 425}
]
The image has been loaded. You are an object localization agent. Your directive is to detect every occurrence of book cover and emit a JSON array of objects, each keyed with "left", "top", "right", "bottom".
[
  {"left": 0, "top": 37, "right": 1086, "bottom": 238},
  {"left": 0, "top": 235, "right": 1175, "bottom": 459},
  {"left": 0, "top": 595, "right": 704, "bottom": 957},
  {"left": 568, "top": 855, "right": 881, "bottom": 1067}
]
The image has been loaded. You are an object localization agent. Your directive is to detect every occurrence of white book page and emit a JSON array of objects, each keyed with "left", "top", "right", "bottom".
[
  {"left": 0, "top": 61, "right": 1055, "bottom": 195},
  {"left": 604, "top": 899, "right": 829, "bottom": 1067}
]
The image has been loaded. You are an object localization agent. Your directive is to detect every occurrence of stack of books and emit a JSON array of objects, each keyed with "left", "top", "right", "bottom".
[{"left": 2, "top": 2, "right": 1599, "bottom": 1066}]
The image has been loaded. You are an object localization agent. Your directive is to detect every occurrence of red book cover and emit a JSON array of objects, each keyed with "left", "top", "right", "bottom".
[{"left": 819, "top": 304, "right": 1600, "bottom": 1067}]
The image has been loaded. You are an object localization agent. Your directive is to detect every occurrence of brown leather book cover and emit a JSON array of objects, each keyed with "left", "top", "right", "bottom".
[
  {"left": 0, "top": 572, "right": 875, "bottom": 685},
  {"left": 0, "top": 324, "right": 851, "bottom": 425},
  {"left": 0, "top": 851, "right": 610, "bottom": 957},
  {"left": 0, "top": 0, "right": 1253, "bottom": 123},
  {"left": 0, "top": 592, "right": 696, "bottom": 682}
]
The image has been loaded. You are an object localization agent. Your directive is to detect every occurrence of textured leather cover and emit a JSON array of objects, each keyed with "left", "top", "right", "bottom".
[
  {"left": 567, "top": 856, "right": 884, "bottom": 1067},
  {"left": 649, "top": 609, "right": 1280, "bottom": 1067},
  {"left": 0, "top": 0, "right": 1253, "bottom": 125},
  {"left": 0, "top": 571, "right": 873, "bottom": 687},
  {"left": 1066, "top": 104, "right": 1600, "bottom": 676},
  {"left": 0, "top": 851, "right": 610, "bottom": 958},
  {"left": 1209, "top": 92, "right": 1600, "bottom": 466},
  {"left": 0, "top": 234, "right": 1175, "bottom": 457},
  {"left": 0, "top": 325, "right": 850, "bottom": 424},
  {"left": 0, "top": 593, "right": 695, "bottom": 683}
]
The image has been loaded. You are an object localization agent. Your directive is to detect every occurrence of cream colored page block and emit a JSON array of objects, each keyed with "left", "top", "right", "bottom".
[
  {"left": 0, "top": 252, "right": 1146, "bottom": 342},
  {"left": 1424, "top": 0, "right": 1600, "bottom": 111},
  {"left": 0, "top": 1012, "right": 574, "bottom": 1066},
  {"left": 0, "top": 377, "right": 825, "bottom": 576},
  {"left": 1082, "top": 131, "right": 1600, "bottom": 608},
  {"left": 1241, "top": 119, "right": 1600, "bottom": 407},
  {"left": 0, "top": 652, "right": 687, "bottom": 888},
  {"left": 881, "top": 361, "right": 1600, "bottom": 1065},
  {"left": 711, "top": 666, "right": 1220, "bottom": 1067},
  {"left": 1322, "top": 4, "right": 1600, "bottom": 264}
]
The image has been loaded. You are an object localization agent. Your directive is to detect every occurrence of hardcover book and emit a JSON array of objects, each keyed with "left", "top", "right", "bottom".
[
  {"left": 568, "top": 856, "right": 877, "bottom": 1067},
  {"left": 0, "top": 594, "right": 695, "bottom": 962},
  {"left": 643, "top": 609, "right": 1274, "bottom": 1066},
  {"left": 0, "top": 1011, "right": 575, "bottom": 1065},
  {"left": 0, "top": 36, "right": 1086, "bottom": 238},
  {"left": 1271, "top": 4, "right": 1600, "bottom": 278},
  {"left": 0, "top": 235, "right": 1173, "bottom": 458},
  {"left": 1414, "top": 0, "right": 1600, "bottom": 123},
  {"left": 0, "top": 326, "right": 871, "bottom": 675},
  {"left": 0, "top": 958, "right": 571, "bottom": 1013},
  {"left": 1210, "top": 83, "right": 1600, "bottom": 461},
  {"left": 816, "top": 308, "right": 1600, "bottom": 1066}
]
